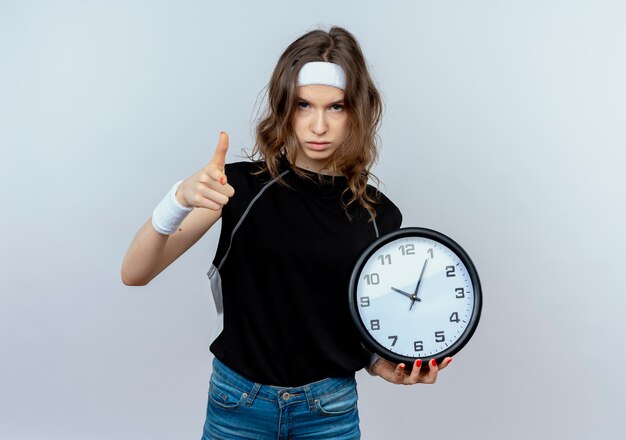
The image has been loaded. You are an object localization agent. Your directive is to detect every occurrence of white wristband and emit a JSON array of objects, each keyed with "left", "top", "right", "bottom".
[{"left": 151, "top": 180, "right": 193, "bottom": 235}]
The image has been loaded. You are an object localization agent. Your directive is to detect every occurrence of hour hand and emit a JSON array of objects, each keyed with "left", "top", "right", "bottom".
[{"left": 391, "top": 287, "right": 421, "bottom": 302}]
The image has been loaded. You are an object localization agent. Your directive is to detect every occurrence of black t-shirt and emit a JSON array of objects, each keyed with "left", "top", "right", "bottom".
[{"left": 207, "top": 159, "right": 402, "bottom": 386}]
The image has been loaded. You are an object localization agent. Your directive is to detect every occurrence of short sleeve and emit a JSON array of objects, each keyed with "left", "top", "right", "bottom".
[{"left": 369, "top": 186, "right": 402, "bottom": 236}]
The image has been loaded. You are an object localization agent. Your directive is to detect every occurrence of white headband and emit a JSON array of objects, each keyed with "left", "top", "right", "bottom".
[{"left": 297, "top": 61, "right": 346, "bottom": 90}]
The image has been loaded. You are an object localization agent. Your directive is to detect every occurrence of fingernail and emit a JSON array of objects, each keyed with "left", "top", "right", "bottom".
[
  {"left": 415, "top": 359, "right": 422, "bottom": 368},
  {"left": 399, "top": 363, "right": 405, "bottom": 369},
  {"left": 220, "top": 176, "right": 225, "bottom": 185},
  {"left": 448, "top": 358, "right": 453, "bottom": 364},
  {"left": 430, "top": 359, "right": 437, "bottom": 367}
]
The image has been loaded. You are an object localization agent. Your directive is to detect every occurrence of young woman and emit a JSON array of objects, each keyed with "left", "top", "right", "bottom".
[{"left": 122, "top": 26, "right": 452, "bottom": 439}]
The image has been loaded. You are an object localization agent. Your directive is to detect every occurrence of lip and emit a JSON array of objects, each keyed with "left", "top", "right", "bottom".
[{"left": 306, "top": 141, "right": 331, "bottom": 151}]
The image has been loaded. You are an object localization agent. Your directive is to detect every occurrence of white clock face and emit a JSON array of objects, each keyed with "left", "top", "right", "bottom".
[{"left": 356, "top": 235, "right": 476, "bottom": 359}]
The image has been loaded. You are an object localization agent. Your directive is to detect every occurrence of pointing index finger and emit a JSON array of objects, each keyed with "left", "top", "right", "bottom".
[{"left": 210, "top": 131, "right": 229, "bottom": 170}]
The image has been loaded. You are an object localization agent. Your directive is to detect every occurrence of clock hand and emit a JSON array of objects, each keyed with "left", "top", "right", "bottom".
[
  {"left": 391, "top": 286, "right": 421, "bottom": 302},
  {"left": 410, "top": 259, "right": 429, "bottom": 310}
]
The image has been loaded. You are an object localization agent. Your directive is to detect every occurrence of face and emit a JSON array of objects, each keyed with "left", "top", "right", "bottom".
[{"left": 292, "top": 84, "right": 349, "bottom": 174}]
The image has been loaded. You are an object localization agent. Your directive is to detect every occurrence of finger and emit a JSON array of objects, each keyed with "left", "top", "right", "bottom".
[
  {"left": 193, "top": 195, "right": 223, "bottom": 211},
  {"left": 395, "top": 363, "right": 406, "bottom": 382},
  {"left": 199, "top": 187, "right": 230, "bottom": 206},
  {"left": 408, "top": 359, "right": 423, "bottom": 384},
  {"left": 200, "top": 176, "right": 235, "bottom": 198},
  {"left": 439, "top": 357, "right": 453, "bottom": 370},
  {"left": 210, "top": 131, "right": 229, "bottom": 171},
  {"left": 204, "top": 166, "right": 224, "bottom": 183},
  {"left": 423, "top": 358, "right": 439, "bottom": 384},
  {"left": 219, "top": 182, "right": 235, "bottom": 198},
  {"left": 200, "top": 180, "right": 236, "bottom": 204},
  {"left": 428, "top": 358, "right": 439, "bottom": 373},
  {"left": 202, "top": 168, "right": 234, "bottom": 193},
  {"left": 184, "top": 187, "right": 225, "bottom": 211}
]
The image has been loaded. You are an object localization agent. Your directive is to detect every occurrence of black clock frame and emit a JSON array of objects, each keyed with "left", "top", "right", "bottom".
[{"left": 348, "top": 227, "right": 482, "bottom": 367}]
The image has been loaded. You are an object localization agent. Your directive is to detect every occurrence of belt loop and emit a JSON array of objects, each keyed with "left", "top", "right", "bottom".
[
  {"left": 245, "top": 382, "right": 262, "bottom": 406},
  {"left": 303, "top": 385, "right": 316, "bottom": 412}
]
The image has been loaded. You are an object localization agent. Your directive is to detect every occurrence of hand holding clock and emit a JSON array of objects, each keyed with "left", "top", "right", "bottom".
[{"left": 370, "top": 356, "right": 453, "bottom": 385}]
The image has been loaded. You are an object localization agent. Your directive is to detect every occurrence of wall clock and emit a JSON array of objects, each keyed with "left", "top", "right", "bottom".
[{"left": 349, "top": 227, "right": 482, "bottom": 367}]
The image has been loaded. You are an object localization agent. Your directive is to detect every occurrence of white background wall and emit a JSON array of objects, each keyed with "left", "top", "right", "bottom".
[{"left": 1, "top": 1, "right": 624, "bottom": 439}]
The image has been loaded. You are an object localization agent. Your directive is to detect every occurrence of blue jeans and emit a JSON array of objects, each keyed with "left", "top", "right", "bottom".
[{"left": 201, "top": 357, "right": 361, "bottom": 439}]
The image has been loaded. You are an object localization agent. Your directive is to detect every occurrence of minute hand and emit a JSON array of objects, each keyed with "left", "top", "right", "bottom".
[{"left": 410, "top": 259, "right": 429, "bottom": 310}]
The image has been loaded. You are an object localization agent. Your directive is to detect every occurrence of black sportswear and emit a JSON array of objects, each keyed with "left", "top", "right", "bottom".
[{"left": 207, "top": 159, "right": 402, "bottom": 386}]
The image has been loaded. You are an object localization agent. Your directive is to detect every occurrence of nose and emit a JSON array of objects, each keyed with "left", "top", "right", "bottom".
[{"left": 310, "top": 110, "right": 328, "bottom": 135}]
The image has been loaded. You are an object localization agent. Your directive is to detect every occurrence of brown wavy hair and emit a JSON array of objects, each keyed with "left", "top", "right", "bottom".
[{"left": 251, "top": 26, "right": 384, "bottom": 220}]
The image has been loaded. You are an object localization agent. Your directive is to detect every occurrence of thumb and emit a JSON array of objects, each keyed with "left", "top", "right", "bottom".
[{"left": 210, "top": 131, "right": 229, "bottom": 170}]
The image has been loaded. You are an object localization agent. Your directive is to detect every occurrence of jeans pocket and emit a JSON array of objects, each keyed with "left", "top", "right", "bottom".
[
  {"left": 315, "top": 383, "right": 358, "bottom": 417},
  {"left": 208, "top": 372, "right": 247, "bottom": 411}
]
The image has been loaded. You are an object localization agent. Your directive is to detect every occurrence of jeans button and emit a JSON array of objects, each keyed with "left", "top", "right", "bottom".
[{"left": 282, "top": 392, "right": 291, "bottom": 400}]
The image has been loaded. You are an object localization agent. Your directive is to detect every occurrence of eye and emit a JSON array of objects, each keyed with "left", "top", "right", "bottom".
[
  {"left": 297, "top": 101, "right": 310, "bottom": 109},
  {"left": 330, "top": 103, "right": 344, "bottom": 112}
]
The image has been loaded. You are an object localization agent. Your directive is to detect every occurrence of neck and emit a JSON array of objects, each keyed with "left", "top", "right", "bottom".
[{"left": 293, "top": 158, "right": 342, "bottom": 176}]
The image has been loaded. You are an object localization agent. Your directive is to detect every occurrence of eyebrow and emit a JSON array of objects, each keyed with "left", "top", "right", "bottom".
[{"left": 297, "top": 96, "right": 345, "bottom": 105}]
